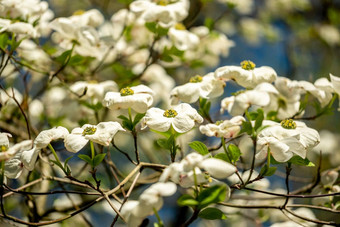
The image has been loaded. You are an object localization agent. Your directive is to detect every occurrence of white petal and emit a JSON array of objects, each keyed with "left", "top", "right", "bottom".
[
  {"left": 64, "top": 134, "right": 89, "bottom": 153},
  {"left": 200, "top": 158, "right": 237, "bottom": 179},
  {"left": 21, "top": 146, "right": 40, "bottom": 171},
  {"left": 85, "top": 122, "right": 125, "bottom": 146},
  {"left": 142, "top": 107, "right": 172, "bottom": 132}
]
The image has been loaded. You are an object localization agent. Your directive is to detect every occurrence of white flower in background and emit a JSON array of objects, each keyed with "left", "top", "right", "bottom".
[
  {"left": 141, "top": 64, "right": 175, "bottom": 106},
  {"left": 256, "top": 119, "right": 320, "bottom": 162},
  {"left": 185, "top": 27, "right": 234, "bottom": 67},
  {"left": 312, "top": 170, "right": 340, "bottom": 206},
  {"left": 121, "top": 182, "right": 177, "bottom": 227},
  {"left": 215, "top": 60, "right": 277, "bottom": 88},
  {"left": 317, "top": 24, "right": 340, "bottom": 46},
  {"left": 0, "top": 87, "right": 23, "bottom": 108},
  {"left": 17, "top": 40, "right": 51, "bottom": 71},
  {"left": 0, "top": 20, "right": 37, "bottom": 37},
  {"left": 168, "top": 23, "right": 199, "bottom": 51},
  {"left": 0, "top": 132, "right": 13, "bottom": 161},
  {"left": 103, "top": 85, "right": 154, "bottom": 113},
  {"left": 330, "top": 73, "right": 340, "bottom": 110},
  {"left": 70, "top": 80, "right": 118, "bottom": 104},
  {"left": 220, "top": 90, "right": 270, "bottom": 116},
  {"left": 160, "top": 153, "right": 237, "bottom": 187},
  {"left": 130, "top": 0, "right": 190, "bottom": 28},
  {"left": 218, "top": 0, "right": 254, "bottom": 15},
  {"left": 142, "top": 103, "right": 203, "bottom": 133},
  {"left": 64, "top": 122, "right": 125, "bottom": 153},
  {"left": 4, "top": 140, "right": 34, "bottom": 179},
  {"left": 170, "top": 73, "right": 225, "bottom": 105},
  {"left": 199, "top": 116, "right": 245, "bottom": 138},
  {"left": 21, "top": 126, "right": 69, "bottom": 171}
]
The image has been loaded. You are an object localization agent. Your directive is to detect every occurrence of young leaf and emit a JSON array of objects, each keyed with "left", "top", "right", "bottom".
[
  {"left": 254, "top": 108, "right": 264, "bottom": 131},
  {"left": 198, "top": 185, "right": 227, "bottom": 209},
  {"left": 259, "top": 165, "right": 277, "bottom": 177},
  {"left": 214, "top": 153, "right": 229, "bottom": 162},
  {"left": 227, "top": 144, "right": 241, "bottom": 163},
  {"left": 288, "top": 156, "right": 315, "bottom": 167},
  {"left": 133, "top": 113, "right": 145, "bottom": 126},
  {"left": 93, "top": 153, "right": 107, "bottom": 167},
  {"left": 177, "top": 194, "right": 199, "bottom": 207},
  {"left": 198, "top": 207, "right": 227, "bottom": 220},
  {"left": 157, "top": 138, "right": 171, "bottom": 149},
  {"left": 78, "top": 154, "right": 93, "bottom": 166},
  {"left": 189, "top": 141, "right": 209, "bottom": 155}
]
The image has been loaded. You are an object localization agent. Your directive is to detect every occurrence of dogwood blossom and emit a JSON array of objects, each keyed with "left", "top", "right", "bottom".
[
  {"left": 168, "top": 23, "right": 200, "bottom": 51},
  {"left": 141, "top": 103, "right": 203, "bottom": 133},
  {"left": 330, "top": 73, "right": 340, "bottom": 110},
  {"left": 312, "top": 170, "right": 340, "bottom": 205},
  {"left": 170, "top": 73, "right": 225, "bottom": 105},
  {"left": 130, "top": 0, "right": 190, "bottom": 28},
  {"left": 121, "top": 182, "right": 177, "bottom": 227},
  {"left": 160, "top": 153, "right": 237, "bottom": 187},
  {"left": 4, "top": 140, "right": 34, "bottom": 179},
  {"left": 220, "top": 90, "right": 270, "bottom": 116},
  {"left": 199, "top": 116, "right": 245, "bottom": 138},
  {"left": 103, "top": 85, "right": 154, "bottom": 113},
  {"left": 70, "top": 80, "right": 118, "bottom": 104},
  {"left": 215, "top": 60, "right": 277, "bottom": 88},
  {"left": 256, "top": 119, "right": 320, "bottom": 162},
  {"left": 64, "top": 122, "right": 124, "bottom": 153}
]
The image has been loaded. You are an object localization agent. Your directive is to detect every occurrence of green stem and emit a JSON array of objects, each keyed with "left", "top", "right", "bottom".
[
  {"left": 267, "top": 147, "right": 271, "bottom": 167},
  {"left": 48, "top": 144, "right": 62, "bottom": 164},
  {"left": 193, "top": 168, "right": 199, "bottom": 197},
  {"left": 90, "top": 141, "right": 95, "bottom": 160},
  {"left": 153, "top": 207, "right": 164, "bottom": 227},
  {"left": 221, "top": 137, "right": 232, "bottom": 163},
  {"left": 128, "top": 107, "right": 132, "bottom": 122}
]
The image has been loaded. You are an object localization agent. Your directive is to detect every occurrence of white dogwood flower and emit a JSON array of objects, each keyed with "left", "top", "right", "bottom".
[
  {"left": 330, "top": 73, "right": 340, "bottom": 110},
  {"left": 130, "top": 0, "right": 190, "bottom": 28},
  {"left": 142, "top": 103, "right": 203, "bottom": 133},
  {"left": 70, "top": 80, "right": 118, "bottom": 104},
  {"left": 168, "top": 23, "right": 200, "bottom": 51},
  {"left": 256, "top": 119, "right": 320, "bottom": 162},
  {"left": 65, "top": 122, "right": 125, "bottom": 153},
  {"left": 170, "top": 73, "right": 225, "bottom": 105},
  {"left": 220, "top": 90, "right": 270, "bottom": 116},
  {"left": 103, "top": 85, "right": 154, "bottom": 113},
  {"left": 20, "top": 126, "right": 70, "bottom": 171},
  {"left": 215, "top": 60, "right": 277, "bottom": 88},
  {"left": 4, "top": 140, "right": 34, "bottom": 179},
  {"left": 199, "top": 116, "right": 245, "bottom": 138},
  {"left": 160, "top": 153, "right": 237, "bottom": 187},
  {"left": 312, "top": 170, "right": 340, "bottom": 205},
  {"left": 121, "top": 182, "right": 177, "bottom": 227}
]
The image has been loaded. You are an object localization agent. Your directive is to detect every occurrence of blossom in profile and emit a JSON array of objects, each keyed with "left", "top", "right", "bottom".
[
  {"left": 312, "top": 170, "right": 340, "bottom": 205},
  {"left": 220, "top": 90, "right": 270, "bottom": 116},
  {"left": 160, "top": 153, "right": 237, "bottom": 188},
  {"left": 103, "top": 85, "right": 154, "bottom": 113},
  {"left": 170, "top": 73, "right": 225, "bottom": 105},
  {"left": 130, "top": 0, "right": 190, "bottom": 28},
  {"left": 256, "top": 119, "right": 320, "bottom": 162},
  {"left": 141, "top": 103, "right": 203, "bottom": 133},
  {"left": 65, "top": 122, "right": 125, "bottom": 153},
  {"left": 4, "top": 140, "right": 34, "bottom": 179},
  {"left": 70, "top": 80, "right": 118, "bottom": 104},
  {"left": 330, "top": 73, "right": 340, "bottom": 110},
  {"left": 215, "top": 60, "right": 277, "bottom": 88},
  {"left": 121, "top": 182, "right": 177, "bottom": 227},
  {"left": 199, "top": 116, "right": 245, "bottom": 138}
]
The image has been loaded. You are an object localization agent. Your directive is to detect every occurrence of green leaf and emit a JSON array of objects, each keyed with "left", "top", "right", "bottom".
[
  {"left": 204, "top": 18, "right": 215, "bottom": 31},
  {"left": 254, "top": 109, "right": 264, "bottom": 131},
  {"left": 68, "top": 54, "right": 86, "bottom": 66},
  {"left": 239, "top": 121, "right": 253, "bottom": 135},
  {"left": 50, "top": 160, "right": 64, "bottom": 170},
  {"left": 117, "top": 115, "right": 129, "bottom": 122},
  {"left": 198, "top": 185, "right": 227, "bottom": 209},
  {"left": 198, "top": 207, "right": 227, "bottom": 220},
  {"left": 157, "top": 138, "right": 171, "bottom": 150},
  {"left": 78, "top": 154, "right": 93, "bottom": 166},
  {"left": 145, "top": 22, "right": 169, "bottom": 36},
  {"left": 214, "top": 153, "right": 229, "bottom": 162},
  {"left": 133, "top": 113, "right": 145, "bottom": 126},
  {"left": 189, "top": 141, "right": 209, "bottom": 155},
  {"left": 288, "top": 156, "right": 315, "bottom": 167},
  {"left": 93, "top": 153, "right": 106, "bottom": 167},
  {"left": 55, "top": 49, "right": 72, "bottom": 64},
  {"left": 177, "top": 194, "right": 199, "bottom": 207},
  {"left": 63, "top": 156, "right": 73, "bottom": 169},
  {"left": 259, "top": 165, "right": 277, "bottom": 177},
  {"left": 0, "top": 33, "right": 8, "bottom": 49},
  {"left": 266, "top": 111, "right": 278, "bottom": 121},
  {"left": 227, "top": 144, "right": 241, "bottom": 163}
]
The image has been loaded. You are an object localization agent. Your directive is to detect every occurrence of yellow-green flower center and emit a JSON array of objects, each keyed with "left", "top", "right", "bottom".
[
  {"left": 175, "top": 23, "right": 186, "bottom": 30},
  {"left": 215, "top": 120, "right": 224, "bottom": 125},
  {"left": 163, "top": 109, "right": 178, "bottom": 118},
  {"left": 82, "top": 127, "right": 97, "bottom": 136},
  {"left": 155, "top": 0, "right": 169, "bottom": 5},
  {"left": 240, "top": 60, "right": 256, "bottom": 70},
  {"left": 280, "top": 119, "right": 297, "bottom": 129},
  {"left": 88, "top": 80, "right": 98, "bottom": 84},
  {"left": 73, "top": 10, "right": 85, "bottom": 15},
  {"left": 189, "top": 75, "right": 203, "bottom": 83},
  {"left": 0, "top": 145, "right": 8, "bottom": 152},
  {"left": 120, "top": 87, "right": 134, "bottom": 96}
]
